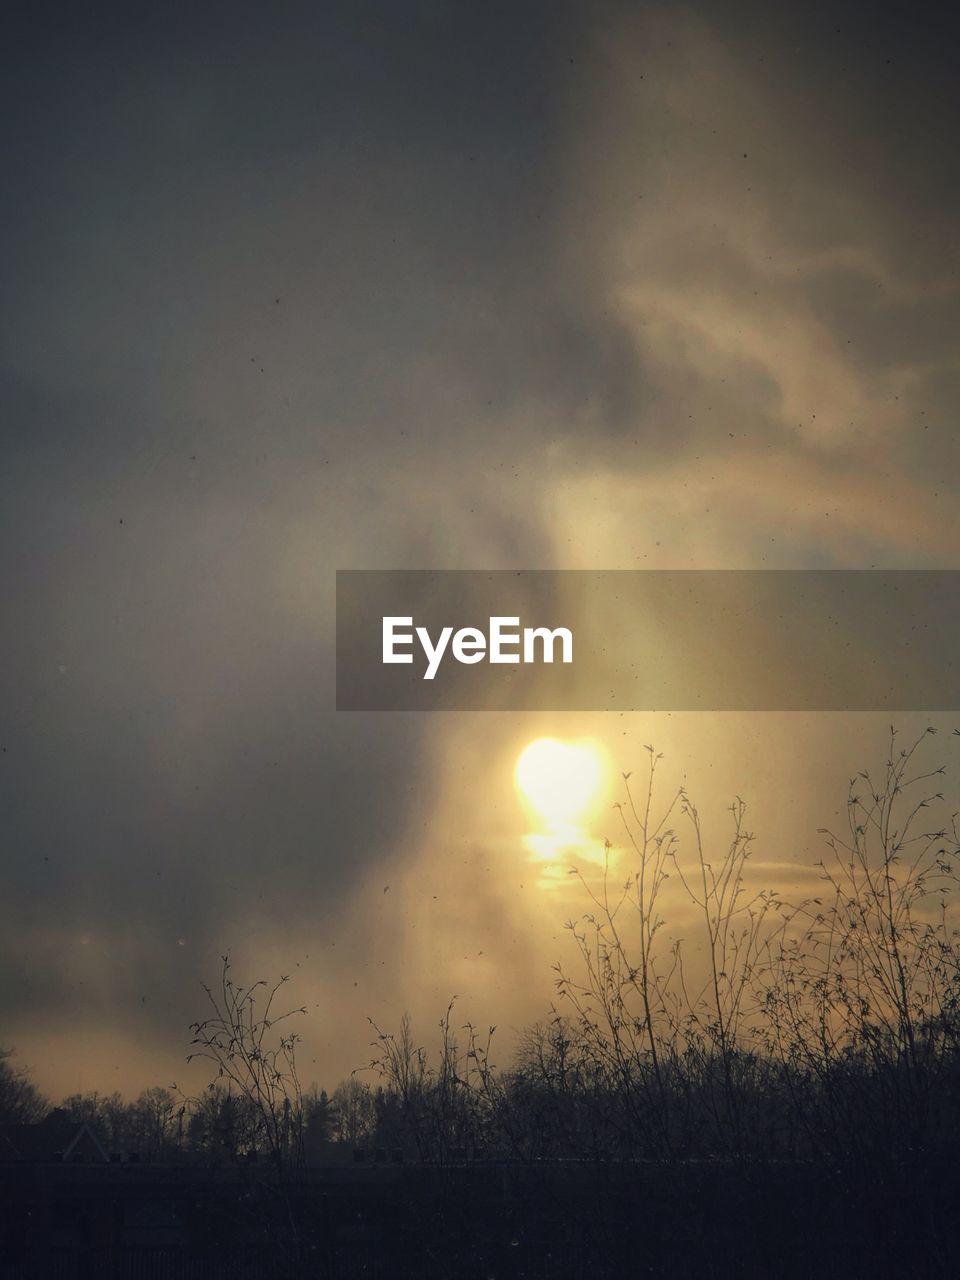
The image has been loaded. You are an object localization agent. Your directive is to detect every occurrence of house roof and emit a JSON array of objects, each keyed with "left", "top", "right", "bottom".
[{"left": 0, "top": 1121, "right": 109, "bottom": 1164}]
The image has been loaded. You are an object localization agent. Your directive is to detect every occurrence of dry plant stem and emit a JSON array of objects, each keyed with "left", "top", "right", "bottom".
[
  {"left": 760, "top": 727, "right": 960, "bottom": 1163},
  {"left": 187, "top": 955, "right": 307, "bottom": 1174}
]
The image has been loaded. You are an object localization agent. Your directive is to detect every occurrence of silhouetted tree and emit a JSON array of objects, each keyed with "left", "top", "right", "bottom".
[
  {"left": 330, "top": 1077, "right": 376, "bottom": 1146},
  {"left": 186, "top": 955, "right": 307, "bottom": 1173},
  {"left": 0, "top": 1049, "right": 47, "bottom": 1123}
]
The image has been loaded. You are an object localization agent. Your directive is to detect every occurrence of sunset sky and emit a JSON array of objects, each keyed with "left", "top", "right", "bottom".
[{"left": 3, "top": 1, "right": 960, "bottom": 1100}]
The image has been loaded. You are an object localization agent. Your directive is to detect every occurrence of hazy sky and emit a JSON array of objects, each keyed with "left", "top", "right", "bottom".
[{"left": 3, "top": 1, "right": 960, "bottom": 1098}]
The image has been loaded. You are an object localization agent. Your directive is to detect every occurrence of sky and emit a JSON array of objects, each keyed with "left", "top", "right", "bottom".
[{"left": 2, "top": 0, "right": 960, "bottom": 1099}]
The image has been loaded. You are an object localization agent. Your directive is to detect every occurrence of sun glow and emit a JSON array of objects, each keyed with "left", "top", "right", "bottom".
[
  {"left": 515, "top": 737, "right": 606, "bottom": 825},
  {"left": 515, "top": 738, "right": 610, "bottom": 881}
]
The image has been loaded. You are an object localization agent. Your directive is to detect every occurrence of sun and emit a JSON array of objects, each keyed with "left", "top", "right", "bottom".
[{"left": 514, "top": 737, "right": 606, "bottom": 826}]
